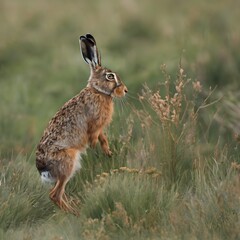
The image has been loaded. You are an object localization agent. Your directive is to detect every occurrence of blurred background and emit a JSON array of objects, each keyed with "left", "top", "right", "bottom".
[{"left": 0, "top": 0, "right": 240, "bottom": 158}]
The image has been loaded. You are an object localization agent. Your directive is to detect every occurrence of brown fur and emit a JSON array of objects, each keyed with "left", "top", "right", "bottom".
[{"left": 36, "top": 34, "right": 127, "bottom": 215}]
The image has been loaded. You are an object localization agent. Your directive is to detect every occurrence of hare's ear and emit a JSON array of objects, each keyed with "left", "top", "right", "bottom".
[
  {"left": 86, "top": 34, "right": 101, "bottom": 66},
  {"left": 79, "top": 34, "right": 101, "bottom": 69},
  {"left": 80, "top": 36, "right": 93, "bottom": 66}
]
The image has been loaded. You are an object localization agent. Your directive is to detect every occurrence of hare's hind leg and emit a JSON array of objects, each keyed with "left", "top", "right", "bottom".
[
  {"left": 49, "top": 177, "right": 66, "bottom": 208},
  {"left": 49, "top": 149, "right": 81, "bottom": 216},
  {"left": 50, "top": 175, "right": 79, "bottom": 216}
]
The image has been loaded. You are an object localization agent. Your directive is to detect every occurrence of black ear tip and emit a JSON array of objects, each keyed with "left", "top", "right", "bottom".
[
  {"left": 80, "top": 36, "right": 85, "bottom": 40},
  {"left": 86, "top": 33, "right": 94, "bottom": 38}
]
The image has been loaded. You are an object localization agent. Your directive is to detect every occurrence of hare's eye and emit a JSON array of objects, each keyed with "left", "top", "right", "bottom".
[{"left": 106, "top": 73, "right": 115, "bottom": 81}]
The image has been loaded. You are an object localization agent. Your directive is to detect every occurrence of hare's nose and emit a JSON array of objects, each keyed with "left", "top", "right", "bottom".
[{"left": 124, "top": 86, "right": 128, "bottom": 94}]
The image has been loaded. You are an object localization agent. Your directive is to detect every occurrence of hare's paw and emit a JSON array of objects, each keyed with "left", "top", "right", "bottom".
[{"left": 104, "top": 148, "right": 112, "bottom": 157}]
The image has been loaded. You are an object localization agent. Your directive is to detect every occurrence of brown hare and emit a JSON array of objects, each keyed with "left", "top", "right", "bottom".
[{"left": 36, "top": 34, "right": 128, "bottom": 215}]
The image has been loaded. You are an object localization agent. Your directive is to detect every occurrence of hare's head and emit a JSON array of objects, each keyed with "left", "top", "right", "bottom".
[{"left": 80, "top": 34, "right": 128, "bottom": 98}]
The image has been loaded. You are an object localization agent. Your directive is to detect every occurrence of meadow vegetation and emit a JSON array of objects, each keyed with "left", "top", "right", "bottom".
[{"left": 1, "top": 0, "right": 240, "bottom": 239}]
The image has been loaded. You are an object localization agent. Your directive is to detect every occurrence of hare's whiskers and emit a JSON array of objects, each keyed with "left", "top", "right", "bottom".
[{"left": 126, "top": 92, "right": 139, "bottom": 101}]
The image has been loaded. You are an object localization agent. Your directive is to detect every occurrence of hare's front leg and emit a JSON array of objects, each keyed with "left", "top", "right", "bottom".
[{"left": 98, "top": 132, "right": 112, "bottom": 156}]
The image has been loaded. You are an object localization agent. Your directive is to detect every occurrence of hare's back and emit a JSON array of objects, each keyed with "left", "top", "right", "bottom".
[{"left": 38, "top": 92, "right": 88, "bottom": 149}]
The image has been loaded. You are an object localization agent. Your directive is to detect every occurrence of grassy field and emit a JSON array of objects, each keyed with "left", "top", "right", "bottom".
[{"left": 1, "top": 0, "right": 240, "bottom": 239}]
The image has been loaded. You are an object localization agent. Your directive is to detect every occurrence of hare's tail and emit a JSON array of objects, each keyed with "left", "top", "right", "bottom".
[
  {"left": 40, "top": 170, "right": 56, "bottom": 184},
  {"left": 36, "top": 157, "right": 56, "bottom": 184}
]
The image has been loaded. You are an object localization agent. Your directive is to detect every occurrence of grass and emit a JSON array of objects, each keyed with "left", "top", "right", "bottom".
[{"left": 1, "top": 0, "right": 240, "bottom": 239}]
